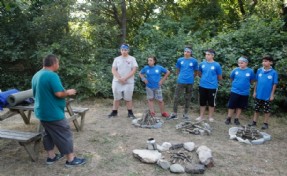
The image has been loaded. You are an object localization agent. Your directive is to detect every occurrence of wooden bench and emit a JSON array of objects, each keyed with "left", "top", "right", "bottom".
[{"left": 0, "top": 129, "right": 42, "bottom": 161}]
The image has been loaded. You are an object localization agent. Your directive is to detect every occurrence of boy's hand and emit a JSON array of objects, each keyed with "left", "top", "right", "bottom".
[{"left": 270, "top": 95, "right": 275, "bottom": 101}]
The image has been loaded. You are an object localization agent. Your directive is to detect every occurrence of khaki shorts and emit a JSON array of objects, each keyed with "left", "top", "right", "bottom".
[
  {"left": 112, "top": 81, "right": 134, "bottom": 101},
  {"left": 146, "top": 87, "right": 163, "bottom": 101}
]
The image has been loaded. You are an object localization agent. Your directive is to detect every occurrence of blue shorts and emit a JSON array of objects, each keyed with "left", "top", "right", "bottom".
[{"left": 228, "top": 92, "right": 249, "bottom": 109}]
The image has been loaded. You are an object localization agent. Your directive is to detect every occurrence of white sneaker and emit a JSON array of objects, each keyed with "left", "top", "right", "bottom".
[
  {"left": 209, "top": 117, "right": 214, "bottom": 122},
  {"left": 196, "top": 116, "right": 204, "bottom": 121}
]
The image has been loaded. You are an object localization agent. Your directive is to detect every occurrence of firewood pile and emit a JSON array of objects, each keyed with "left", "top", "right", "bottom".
[
  {"left": 137, "top": 110, "right": 159, "bottom": 126},
  {"left": 236, "top": 125, "right": 263, "bottom": 140},
  {"left": 175, "top": 121, "right": 211, "bottom": 135},
  {"left": 169, "top": 151, "right": 193, "bottom": 164}
]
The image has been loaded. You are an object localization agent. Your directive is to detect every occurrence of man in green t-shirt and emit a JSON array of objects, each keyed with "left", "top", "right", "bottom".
[{"left": 32, "top": 54, "right": 86, "bottom": 167}]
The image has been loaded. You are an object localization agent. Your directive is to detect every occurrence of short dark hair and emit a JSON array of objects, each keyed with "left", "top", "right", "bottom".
[
  {"left": 185, "top": 45, "right": 192, "bottom": 50},
  {"left": 206, "top": 49, "right": 216, "bottom": 55},
  {"left": 262, "top": 55, "right": 273, "bottom": 62},
  {"left": 148, "top": 56, "right": 157, "bottom": 65},
  {"left": 43, "top": 54, "right": 58, "bottom": 67}
]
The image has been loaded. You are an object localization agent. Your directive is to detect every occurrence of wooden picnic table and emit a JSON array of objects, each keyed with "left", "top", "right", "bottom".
[
  {"left": 0, "top": 99, "right": 89, "bottom": 132},
  {"left": 0, "top": 99, "right": 89, "bottom": 161}
]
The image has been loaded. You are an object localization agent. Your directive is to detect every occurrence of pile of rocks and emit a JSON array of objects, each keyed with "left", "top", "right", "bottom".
[
  {"left": 176, "top": 121, "right": 212, "bottom": 135},
  {"left": 133, "top": 140, "right": 214, "bottom": 174}
]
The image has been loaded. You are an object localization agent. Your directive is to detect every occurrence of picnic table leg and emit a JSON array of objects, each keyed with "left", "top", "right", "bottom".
[
  {"left": 80, "top": 111, "right": 87, "bottom": 131},
  {"left": 0, "top": 110, "right": 18, "bottom": 121},
  {"left": 18, "top": 110, "right": 31, "bottom": 124},
  {"left": 19, "top": 138, "right": 41, "bottom": 162}
]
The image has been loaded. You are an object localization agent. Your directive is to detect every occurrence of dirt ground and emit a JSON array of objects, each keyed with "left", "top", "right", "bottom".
[{"left": 0, "top": 98, "right": 287, "bottom": 176}]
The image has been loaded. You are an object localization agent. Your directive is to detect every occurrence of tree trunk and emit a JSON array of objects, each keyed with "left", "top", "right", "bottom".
[
  {"left": 121, "top": 0, "right": 127, "bottom": 44},
  {"left": 237, "top": 0, "right": 245, "bottom": 15},
  {"left": 283, "top": 0, "right": 287, "bottom": 30}
]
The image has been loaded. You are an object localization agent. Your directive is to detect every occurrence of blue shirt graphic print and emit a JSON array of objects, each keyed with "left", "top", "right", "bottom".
[
  {"left": 140, "top": 65, "right": 167, "bottom": 89},
  {"left": 199, "top": 61, "right": 222, "bottom": 89},
  {"left": 176, "top": 57, "right": 198, "bottom": 84},
  {"left": 255, "top": 67, "right": 278, "bottom": 101},
  {"left": 230, "top": 67, "right": 255, "bottom": 96}
]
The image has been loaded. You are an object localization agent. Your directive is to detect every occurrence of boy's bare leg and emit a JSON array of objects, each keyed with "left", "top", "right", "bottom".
[
  {"left": 263, "top": 113, "right": 270, "bottom": 123},
  {"left": 199, "top": 106, "right": 206, "bottom": 118},
  {"left": 148, "top": 99, "right": 155, "bottom": 113},
  {"left": 113, "top": 100, "right": 120, "bottom": 110},
  {"left": 158, "top": 100, "right": 164, "bottom": 114},
  {"left": 208, "top": 106, "right": 215, "bottom": 118},
  {"left": 235, "top": 108, "right": 242, "bottom": 119},
  {"left": 253, "top": 111, "right": 259, "bottom": 122},
  {"left": 227, "top": 109, "right": 235, "bottom": 118},
  {"left": 126, "top": 100, "right": 133, "bottom": 110}
]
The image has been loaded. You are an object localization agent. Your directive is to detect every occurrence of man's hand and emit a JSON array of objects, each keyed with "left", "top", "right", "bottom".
[{"left": 66, "top": 89, "right": 77, "bottom": 96}]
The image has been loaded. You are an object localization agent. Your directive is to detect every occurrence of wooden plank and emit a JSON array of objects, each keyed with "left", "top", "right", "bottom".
[{"left": 0, "top": 129, "right": 41, "bottom": 142}]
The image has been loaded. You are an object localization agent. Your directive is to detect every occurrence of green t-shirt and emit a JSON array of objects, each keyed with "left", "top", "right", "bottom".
[{"left": 32, "top": 69, "right": 66, "bottom": 121}]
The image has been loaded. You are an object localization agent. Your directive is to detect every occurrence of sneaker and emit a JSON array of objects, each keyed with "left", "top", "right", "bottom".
[
  {"left": 261, "top": 123, "right": 269, "bottom": 130},
  {"left": 248, "top": 121, "right": 257, "bottom": 127},
  {"left": 208, "top": 117, "right": 214, "bottom": 122},
  {"left": 225, "top": 117, "right": 231, "bottom": 125},
  {"left": 183, "top": 114, "right": 189, "bottom": 120},
  {"left": 234, "top": 118, "right": 240, "bottom": 125},
  {"left": 161, "top": 112, "right": 169, "bottom": 118},
  {"left": 46, "top": 153, "right": 64, "bottom": 165},
  {"left": 166, "top": 114, "right": 178, "bottom": 120},
  {"left": 196, "top": 116, "right": 204, "bottom": 121},
  {"left": 108, "top": 111, "right": 117, "bottom": 118},
  {"left": 65, "top": 157, "right": 86, "bottom": 168},
  {"left": 128, "top": 113, "right": 136, "bottom": 119}
]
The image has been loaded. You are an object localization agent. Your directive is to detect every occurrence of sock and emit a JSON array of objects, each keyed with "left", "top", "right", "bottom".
[
  {"left": 253, "top": 121, "right": 257, "bottom": 125},
  {"left": 128, "top": 109, "right": 133, "bottom": 114},
  {"left": 112, "top": 110, "right": 117, "bottom": 113},
  {"left": 264, "top": 122, "right": 268, "bottom": 125}
]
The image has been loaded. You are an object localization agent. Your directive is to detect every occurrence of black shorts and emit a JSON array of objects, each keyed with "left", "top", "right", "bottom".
[
  {"left": 199, "top": 86, "right": 217, "bottom": 107},
  {"left": 228, "top": 92, "right": 249, "bottom": 109},
  {"left": 254, "top": 98, "right": 271, "bottom": 113}
]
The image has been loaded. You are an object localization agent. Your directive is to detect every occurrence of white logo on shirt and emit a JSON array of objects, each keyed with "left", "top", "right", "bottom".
[
  {"left": 147, "top": 70, "right": 150, "bottom": 74},
  {"left": 181, "top": 61, "right": 184, "bottom": 64},
  {"left": 155, "top": 69, "right": 159, "bottom": 73},
  {"left": 211, "top": 66, "right": 215, "bottom": 70},
  {"left": 246, "top": 73, "right": 250, "bottom": 77},
  {"left": 202, "top": 65, "right": 205, "bottom": 68},
  {"left": 189, "top": 63, "right": 193, "bottom": 66},
  {"left": 259, "top": 73, "right": 262, "bottom": 77},
  {"left": 268, "top": 75, "right": 273, "bottom": 79},
  {"left": 235, "top": 71, "right": 239, "bottom": 75}
]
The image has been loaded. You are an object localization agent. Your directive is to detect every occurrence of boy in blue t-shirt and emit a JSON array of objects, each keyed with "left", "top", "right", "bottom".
[
  {"left": 167, "top": 46, "right": 199, "bottom": 120},
  {"left": 196, "top": 49, "right": 222, "bottom": 122},
  {"left": 225, "top": 56, "right": 255, "bottom": 125},
  {"left": 249, "top": 56, "right": 278, "bottom": 129},
  {"left": 139, "top": 56, "right": 170, "bottom": 117}
]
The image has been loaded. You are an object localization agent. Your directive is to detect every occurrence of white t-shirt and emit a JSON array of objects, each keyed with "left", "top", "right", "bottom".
[{"left": 112, "top": 55, "right": 138, "bottom": 84}]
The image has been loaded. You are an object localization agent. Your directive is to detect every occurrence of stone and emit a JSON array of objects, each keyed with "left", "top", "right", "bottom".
[
  {"left": 133, "top": 149, "right": 162, "bottom": 163},
  {"left": 157, "top": 142, "right": 172, "bottom": 152},
  {"left": 157, "top": 159, "right": 170, "bottom": 170},
  {"left": 196, "top": 146, "right": 214, "bottom": 167},
  {"left": 183, "top": 142, "right": 195, "bottom": 152},
  {"left": 170, "top": 163, "right": 185, "bottom": 173},
  {"left": 185, "top": 164, "right": 205, "bottom": 174}
]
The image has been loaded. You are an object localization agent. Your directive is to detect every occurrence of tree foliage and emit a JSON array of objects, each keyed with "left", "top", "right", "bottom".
[{"left": 1, "top": 0, "right": 286, "bottom": 111}]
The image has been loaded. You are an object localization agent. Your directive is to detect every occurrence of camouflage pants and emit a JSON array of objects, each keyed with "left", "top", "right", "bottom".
[{"left": 173, "top": 84, "right": 193, "bottom": 114}]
